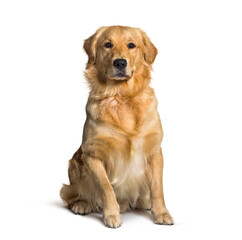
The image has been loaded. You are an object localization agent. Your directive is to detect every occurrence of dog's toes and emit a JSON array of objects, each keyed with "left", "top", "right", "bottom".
[
  {"left": 69, "top": 201, "right": 92, "bottom": 215},
  {"left": 153, "top": 211, "right": 174, "bottom": 225},
  {"left": 103, "top": 214, "right": 122, "bottom": 228}
]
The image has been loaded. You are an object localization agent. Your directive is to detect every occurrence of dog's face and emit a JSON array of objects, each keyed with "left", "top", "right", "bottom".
[{"left": 84, "top": 26, "right": 157, "bottom": 83}]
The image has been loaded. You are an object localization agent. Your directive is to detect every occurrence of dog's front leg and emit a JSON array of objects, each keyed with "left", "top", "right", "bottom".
[
  {"left": 149, "top": 147, "right": 174, "bottom": 225},
  {"left": 85, "top": 156, "right": 122, "bottom": 228}
]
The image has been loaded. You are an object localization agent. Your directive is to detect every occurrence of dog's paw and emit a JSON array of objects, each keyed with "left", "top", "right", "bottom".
[
  {"left": 119, "top": 201, "right": 129, "bottom": 213},
  {"left": 69, "top": 201, "right": 92, "bottom": 215},
  {"left": 136, "top": 196, "right": 151, "bottom": 210},
  {"left": 103, "top": 214, "right": 122, "bottom": 228},
  {"left": 153, "top": 211, "right": 174, "bottom": 225}
]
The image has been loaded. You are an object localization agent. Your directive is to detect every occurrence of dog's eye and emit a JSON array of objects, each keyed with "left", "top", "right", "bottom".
[
  {"left": 128, "top": 42, "right": 136, "bottom": 49},
  {"left": 104, "top": 42, "right": 112, "bottom": 48}
]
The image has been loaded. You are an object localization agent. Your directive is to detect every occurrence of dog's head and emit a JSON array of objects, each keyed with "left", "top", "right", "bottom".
[{"left": 84, "top": 26, "right": 157, "bottom": 84}]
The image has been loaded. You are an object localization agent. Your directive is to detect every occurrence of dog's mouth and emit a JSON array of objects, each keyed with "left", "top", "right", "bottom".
[{"left": 108, "top": 71, "right": 133, "bottom": 81}]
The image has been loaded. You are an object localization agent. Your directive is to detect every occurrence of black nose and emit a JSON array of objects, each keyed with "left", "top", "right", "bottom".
[{"left": 113, "top": 59, "right": 127, "bottom": 70}]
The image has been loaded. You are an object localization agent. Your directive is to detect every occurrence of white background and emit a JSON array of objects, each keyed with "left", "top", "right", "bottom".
[{"left": 0, "top": 0, "right": 242, "bottom": 239}]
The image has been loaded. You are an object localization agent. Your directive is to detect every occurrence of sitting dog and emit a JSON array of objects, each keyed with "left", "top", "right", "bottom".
[{"left": 60, "top": 26, "right": 174, "bottom": 228}]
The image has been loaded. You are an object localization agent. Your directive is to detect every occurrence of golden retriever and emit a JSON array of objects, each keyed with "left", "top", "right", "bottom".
[{"left": 60, "top": 26, "right": 173, "bottom": 228}]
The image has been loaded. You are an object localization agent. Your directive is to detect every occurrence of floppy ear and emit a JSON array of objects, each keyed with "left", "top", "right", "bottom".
[
  {"left": 83, "top": 27, "right": 107, "bottom": 65},
  {"left": 139, "top": 29, "right": 158, "bottom": 65}
]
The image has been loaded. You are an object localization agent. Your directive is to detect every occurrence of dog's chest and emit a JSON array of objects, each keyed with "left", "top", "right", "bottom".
[
  {"left": 109, "top": 138, "right": 146, "bottom": 189},
  {"left": 100, "top": 97, "right": 140, "bottom": 131}
]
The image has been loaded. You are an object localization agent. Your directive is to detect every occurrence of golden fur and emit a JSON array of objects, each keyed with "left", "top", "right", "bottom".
[{"left": 60, "top": 26, "right": 173, "bottom": 228}]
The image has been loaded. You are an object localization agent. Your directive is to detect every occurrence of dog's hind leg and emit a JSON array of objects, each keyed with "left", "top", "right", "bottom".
[
  {"left": 69, "top": 200, "right": 92, "bottom": 215},
  {"left": 136, "top": 196, "right": 151, "bottom": 210},
  {"left": 118, "top": 200, "right": 129, "bottom": 213},
  {"left": 60, "top": 183, "right": 80, "bottom": 205}
]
